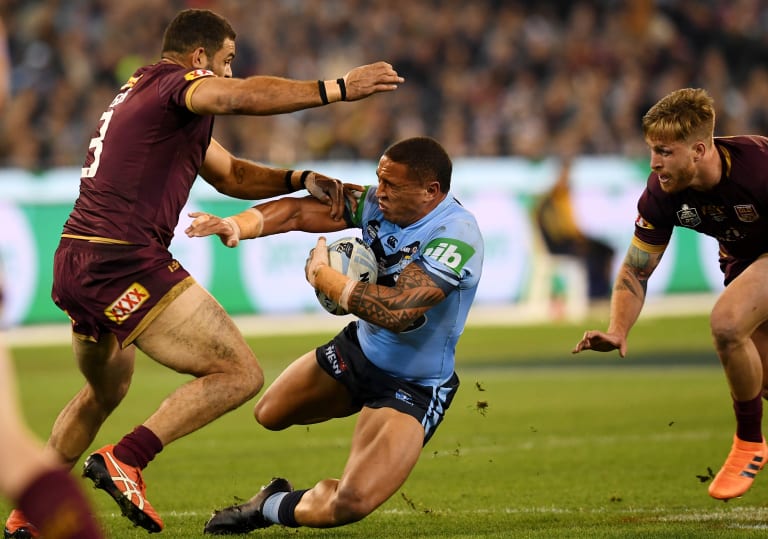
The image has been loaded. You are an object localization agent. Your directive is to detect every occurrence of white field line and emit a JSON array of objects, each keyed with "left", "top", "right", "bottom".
[
  {"left": 106, "top": 506, "right": 768, "bottom": 523},
  {"left": 101, "top": 506, "right": 768, "bottom": 516}
]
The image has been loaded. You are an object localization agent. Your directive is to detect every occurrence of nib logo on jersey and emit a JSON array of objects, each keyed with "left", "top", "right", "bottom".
[
  {"left": 423, "top": 238, "right": 475, "bottom": 275},
  {"left": 104, "top": 282, "right": 150, "bottom": 324}
]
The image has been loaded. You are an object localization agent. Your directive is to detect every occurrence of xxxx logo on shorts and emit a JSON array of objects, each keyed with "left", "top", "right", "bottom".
[{"left": 105, "top": 282, "right": 150, "bottom": 324}]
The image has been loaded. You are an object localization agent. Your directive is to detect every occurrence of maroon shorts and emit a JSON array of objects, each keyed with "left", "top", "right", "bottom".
[{"left": 52, "top": 237, "right": 194, "bottom": 347}]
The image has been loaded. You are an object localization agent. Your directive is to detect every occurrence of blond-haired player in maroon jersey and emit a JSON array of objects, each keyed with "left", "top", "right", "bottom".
[{"left": 574, "top": 87, "right": 768, "bottom": 503}]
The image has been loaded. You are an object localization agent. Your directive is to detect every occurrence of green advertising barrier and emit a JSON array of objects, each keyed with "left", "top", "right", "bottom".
[{"left": 0, "top": 158, "right": 724, "bottom": 327}]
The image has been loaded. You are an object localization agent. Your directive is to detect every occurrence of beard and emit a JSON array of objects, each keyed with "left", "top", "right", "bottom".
[{"left": 657, "top": 164, "right": 696, "bottom": 193}]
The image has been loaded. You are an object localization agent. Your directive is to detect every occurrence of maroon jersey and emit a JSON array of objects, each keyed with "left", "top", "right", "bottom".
[
  {"left": 62, "top": 63, "right": 215, "bottom": 248},
  {"left": 634, "top": 135, "right": 768, "bottom": 284}
]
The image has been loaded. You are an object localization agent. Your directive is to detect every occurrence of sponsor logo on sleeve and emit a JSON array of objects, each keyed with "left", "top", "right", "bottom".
[
  {"left": 184, "top": 69, "right": 214, "bottom": 81},
  {"left": 119, "top": 74, "right": 143, "bottom": 91},
  {"left": 423, "top": 238, "right": 475, "bottom": 275},
  {"left": 634, "top": 214, "right": 655, "bottom": 230},
  {"left": 104, "top": 283, "right": 150, "bottom": 324}
]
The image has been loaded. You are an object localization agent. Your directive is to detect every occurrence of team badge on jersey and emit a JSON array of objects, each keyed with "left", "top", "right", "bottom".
[
  {"left": 676, "top": 204, "right": 701, "bottom": 228},
  {"left": 184, "top": 69, "right": 214, "bottom": 81},
  {"left": 734, "top": 204, "right": 759, "bottom": 223}
]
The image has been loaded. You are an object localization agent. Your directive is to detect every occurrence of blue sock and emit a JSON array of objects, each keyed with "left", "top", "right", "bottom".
[
  {"left": 277, "top": 489, "right": 309, "bottom": 527},
  {"left": 261, "top": 492, "right": 289, "bottom": 524}
]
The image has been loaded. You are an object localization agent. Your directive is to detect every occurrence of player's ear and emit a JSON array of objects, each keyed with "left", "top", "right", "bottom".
[
  {"left": 426, "top": 179, "right": 441, "bottom": 197},
  {"left": 191, "top": 47, "right": 207, "bottom": 68},
  {"left": 693, "top": 140, "right": 707, "bottom": 162}
]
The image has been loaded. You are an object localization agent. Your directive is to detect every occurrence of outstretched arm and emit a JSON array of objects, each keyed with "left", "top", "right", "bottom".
[
  {"left": 199, "top": 138, "right": 346, "bottom": 218},
  {"left": 572, "top": 241, "right": 665, "bottom": 357},
  {"left": 185, "top": 194, "right": 352, "bottom": 247},
  {"left": 188, "top": 62, "right": 404, "bottom": 115}
]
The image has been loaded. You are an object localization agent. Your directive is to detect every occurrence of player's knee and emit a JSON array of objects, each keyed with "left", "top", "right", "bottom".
[
  {"left": 232, "top": 359, "right": 263, "bottom": 402},
  {"left": 211, "top": 351, "right": 262, "bottom": 406},
  {"left": 333, "top": 485, "right": 375, "bottom": 524},
  {"left": 90, "top": 378, "right": 130, "bottom": 413},
  {"left": 253, "top": 399, "right": 287, "bottom": 431},
  {"left": 710, "top": 313, "right": 747, "bottom": 353}
]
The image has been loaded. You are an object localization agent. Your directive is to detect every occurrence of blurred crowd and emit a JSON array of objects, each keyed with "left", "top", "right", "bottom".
[{"left": 1, "top": 0, "right": 768, "bottom": 171}]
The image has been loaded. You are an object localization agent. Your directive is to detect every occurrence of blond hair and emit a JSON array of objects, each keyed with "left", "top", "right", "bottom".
[{"left": 642, "top": 88, "right": 715, "bottom": 144}]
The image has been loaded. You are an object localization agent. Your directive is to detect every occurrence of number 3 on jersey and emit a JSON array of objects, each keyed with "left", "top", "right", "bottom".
[{"left": 81, "top": 108, "right": 115, "bottom": 179}]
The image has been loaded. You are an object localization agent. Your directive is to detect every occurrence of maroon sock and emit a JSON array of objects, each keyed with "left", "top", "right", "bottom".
[
  {"left": 113, "top": 425, "right": 163, "bottom": 469},
  {"left": 734, "top": 393, "right": 763, "bottom": 443},
  {"left": 17, "top": 468, "right": 103, "bottom": 539}
]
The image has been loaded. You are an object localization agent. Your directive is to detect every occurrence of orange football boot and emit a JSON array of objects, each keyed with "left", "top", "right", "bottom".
[
  {"left": 82, "top": 444, "right": 163, "bottom": 532},
  {"left": 708, "top": 435, "right": 768, "bottom": 500},
  {"left": 3, "top": 509, "right": 39, "bottom": 539}
]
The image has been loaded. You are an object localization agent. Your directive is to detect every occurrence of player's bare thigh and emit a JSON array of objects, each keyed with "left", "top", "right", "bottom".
[
  {"left": 711, "top": 255, "right": 768, "bottom": 339},
  {"left": 71, "top": 334, "right": 135, "bottom": 404},
  {"left": 255, "top": 351, "right": 357, "bottom": 429},
  {"left": 135, "top": 282, "right": 258, "bottom": 377}
]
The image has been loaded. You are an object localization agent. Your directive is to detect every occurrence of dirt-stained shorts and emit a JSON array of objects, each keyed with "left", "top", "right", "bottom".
[
  {"left": 316, "top": 321, "right": 460, "bottom": 445},
  {"left": 52, "top": 237, "right": 194, "bottom": 347}
]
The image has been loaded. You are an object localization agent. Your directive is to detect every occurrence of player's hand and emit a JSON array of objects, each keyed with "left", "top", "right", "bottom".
[
  {"left": 572, "top": 330, "right": 628, "bottom": 358},
  {"left": 305, "top": 172, "right": 345, "bottom": 220},
  {"left": 305, "top": 236, "right": 329, "bottom": 287},
  {"left": 185, "top": 211, "right": 240, "bottom": 247},
  {"left": 343, "top": 62, "right": 404, "bottom": 101},
  {"left": 343, "top": 183, "right": 364, "bottom": 214}
]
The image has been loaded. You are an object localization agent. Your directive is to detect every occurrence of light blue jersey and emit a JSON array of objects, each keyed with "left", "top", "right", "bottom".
[{"left": 348, "top": 186, "right": 484, "bottom": 385}]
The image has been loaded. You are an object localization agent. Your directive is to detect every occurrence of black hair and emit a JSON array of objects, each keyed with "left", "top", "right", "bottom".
[
  {"left": 161, "top": 9, "right": 236, "bottom": 58},
  {"left": 383, "top": 136, "right": 452, "bottom": 192}
]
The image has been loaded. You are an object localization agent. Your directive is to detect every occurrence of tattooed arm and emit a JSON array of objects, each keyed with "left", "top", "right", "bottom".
[
  {"left": 306, "top": 236, "right": 446, "bottom": 333},
  {"left": 572, "top": 241, "right": 665, "bottom": 357},
  {"left": 346, "top": 262, "right": 446, "bottom": 333}
]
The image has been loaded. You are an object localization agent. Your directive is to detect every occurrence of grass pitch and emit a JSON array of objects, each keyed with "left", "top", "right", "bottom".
[{"left": 5, "top": 314, "right": 768, "bottom": 538}]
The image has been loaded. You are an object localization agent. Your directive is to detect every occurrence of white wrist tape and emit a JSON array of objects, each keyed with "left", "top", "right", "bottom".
[
  {"left": 243, "top": 208, "right": 264, "bottom": 238},
  {"left": 338, "top": 278, "right": 357, "bottom": 311},
  {"left": 221, "top": 217, "right": 241, "bottom": 247}
]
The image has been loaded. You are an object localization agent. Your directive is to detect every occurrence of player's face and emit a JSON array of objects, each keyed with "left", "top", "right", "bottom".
[
  {"left": 375, "top": 156, "right": 430, "bottom": 227},
  {"left": 646, "top": 137, "right": 697, "bottom": 193},
  {"left": 206, "top": 38, "right": 235, "bottom": 78}
]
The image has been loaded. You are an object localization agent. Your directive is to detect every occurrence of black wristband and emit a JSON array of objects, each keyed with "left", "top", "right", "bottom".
[
  {"left": 283, "top": 169, "right": 295, "bottom": 191},
  {"left": 299, "top": 170, "right": 311, "bottom": 189},
  {"left": 317, "top": 80, "right": 329, "bottom": 105},
  {"left": 336, "top": 78, "right": 347, "bottom": 101}
]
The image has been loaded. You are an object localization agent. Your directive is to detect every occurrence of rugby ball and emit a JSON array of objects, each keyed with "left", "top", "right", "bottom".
[{"left": 316, "top": 236, "right": 378, "bottom": 315}]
